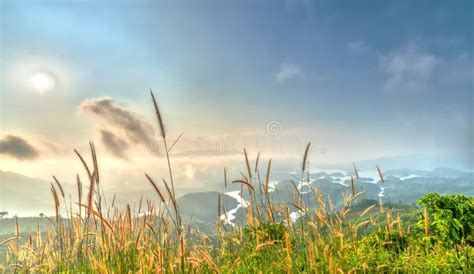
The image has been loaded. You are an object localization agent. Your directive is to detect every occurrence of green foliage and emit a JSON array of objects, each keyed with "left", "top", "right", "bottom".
[
  {"left": 243, "top": 221, "right": 286, "bottom": 243},
  {"left": 418, "top": 193, "right": 474, "bottom": 245}
]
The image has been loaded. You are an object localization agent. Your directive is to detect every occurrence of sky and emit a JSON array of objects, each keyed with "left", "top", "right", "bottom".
[{"left": 0, "top": 0, "right": 473, "bottom": 191}]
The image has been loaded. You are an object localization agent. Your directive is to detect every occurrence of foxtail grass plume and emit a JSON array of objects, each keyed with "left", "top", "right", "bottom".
[
  {"left": 150, "top": 89, "right": 166, "bottom": 140},
  {"left": 302, "top": 142, "right": 311, "bottom": 173}
]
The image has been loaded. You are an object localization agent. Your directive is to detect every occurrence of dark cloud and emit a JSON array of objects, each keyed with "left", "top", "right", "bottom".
[
  {"left": 100, "top": 129, "right": 129, "bottom": 159},
  {"left": 80, "top": 98, "right": 155, "bottom": 143},
  {"left": 79, "top": 98, "right": 160, "bottom": 157},
  {"left": 0, "top": 135, "right": 39, "bottom": 160}
]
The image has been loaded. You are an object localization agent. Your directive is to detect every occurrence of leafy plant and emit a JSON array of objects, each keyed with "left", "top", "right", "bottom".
[
  {"left": 418, "top": 193, "right": 474, "bottom": 245},
  {"left": 244, "top": 221, "right": 286, "bottom": 243}
]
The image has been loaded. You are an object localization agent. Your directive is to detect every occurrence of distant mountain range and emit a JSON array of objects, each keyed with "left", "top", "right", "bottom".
[
  {"left": 0, "top": 171, "right": 58, "bottom": 216},
  {"left": 319, "top": 154, "right": 473, "bottom": 171},
  {"left": 1, "top": 166, "right": 472, "bottom": 224}
]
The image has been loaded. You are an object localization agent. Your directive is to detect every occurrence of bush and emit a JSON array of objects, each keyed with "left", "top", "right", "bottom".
[
  {"left": 244, "top": 221, "right": 286, "bottom": 243},
  {"left": 418, "top": 193, "right": 474, "bottom": 245}
]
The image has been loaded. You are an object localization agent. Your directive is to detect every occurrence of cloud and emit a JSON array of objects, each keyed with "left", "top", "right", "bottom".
[
  {"left": 79, "top": 98, "right": 159, "bottom": 157},
  {"left": 0, "top": 135, "right": 39, "bottom": 160},
  {"left": 276, "top": 62, "right": 303, "bottom": 82},
  {"left": 184, "top": 164, "right": 196, "bottom": 180},
  {"left": 380, "top": 45, "right": 438, "bottom": 92},
  {"left": 100, "top": 129, "right": 130, "bottom": 159}
]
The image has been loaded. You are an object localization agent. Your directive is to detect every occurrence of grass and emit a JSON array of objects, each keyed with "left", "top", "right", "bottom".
[{"left": 0, "top": 92, "right": 472, "bottom": 273}]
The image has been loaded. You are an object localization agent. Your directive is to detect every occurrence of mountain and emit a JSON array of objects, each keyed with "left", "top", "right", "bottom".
[
  {"left": 321, "top": 154, "right": 473, "bottom": 171},
  {"left": 0, "top": 171, "right": 240, "bottom": 223},
  {"left": 216, "top": 166, "right": 473, "bottom": 225},
  {"left": 1, "top": 166, "right": 472, "bottom": 223},
  {"left": 177, "top": 191, "right": 238, "bottom": 223},
  {"left": 0, "top": 171, "right": 57, "bottom": 216}
]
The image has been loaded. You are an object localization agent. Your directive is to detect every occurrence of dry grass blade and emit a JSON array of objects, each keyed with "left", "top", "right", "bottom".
[
  {"left": 264, "top": 159, "right": 272, "bottom": 194},
  {"left": 78, "top": 203, "right": 115, "bottom": 235},
  {"left": 379, "top": 195, "right": 384, "bottom": 213},
  {"left": 255, "top": 151, "right": 260, "bottom": 173},
  {"left": 74, "top": 149, "right": 93, "bottom": 183},
  {"left": 15, "top": 216, "right": 19, "bottom": 237},
  {"left": 224, "top": 167, "right": 228, "bottom": 188},
  {"left": 386, "top": 213, "right": 392, "bottom": 234},
  {"left": 353, "top": 162, "right": 359, "bottom": 179},
  {"left": 397, "top": 213, "right": 403, "bottom": 237},
  {"left": 150, "top": 89, "right": 166, "bottom": 139},
  {"left": 0, "top": 236, "right": 19, "bottom": 247},
  {"left": 126, "top": 204, "right": 132, "bottom": 231},
  {"left": 290, "top": 203, "right": 304, "bottom": 212},
  {"left": 307, "top": 221, "right": 318, "bottom": 230},
  {"left": 180, "top": 233, "right": 186, "bottom": 257},
  {"left": 4, "top": 264, "right": 21, "bottom": 272},
  {"left": 285, "top": 207, "right": 292, "bottom": 231},
  {"left": 145, "top": 222, "right": 157, "bottom": 238},
  {"left": 162, "top": 178, "right": 174, "bottom": 202},
  {"left": 90, "top": 142, "right": 100, "bottom": 186},
  {"left": 376, "top": 165, "right": 384, "bottom": 182},
  {"left": 352, "top": 191, "right": 365, "bottom": 202},
  {"left": 284, "top": 231, "right": 292, "bottom": 274},
  {"left": 162, "top": 178, "right": 180, "bottom": 225},
  {"left": 256, "top": 240, "right": 278, "bottom": 250},
  {"left": 76, "top": 174, "right": 82, "bottom": 207},
  {"left": 87, "top": 170, "right": 96, "bottom": 214},
  {"left": 244, "top": 148, "right": 252, "bottom": 179},
  {"left": 350, "top": 176, "right": 355, "bottom": 197},
  {"left": 290, "top": 180, "right": 301, "bottom": 196},
  {"left": 217, "top": 194, "right": 221, "bottom": 218},
  {"left": 111, "top": 193, "right": 117, "bottom": 208},
  {"left": 167, "top": 132, "right": 184, "bottom": 153},
  {"left": 356, "top": 220, "right": 371, "bottom": 229},
  {"left": 360, "top": 204, "right": 376, "bottom": 217},
  {"left": 145, "top": 173, "right": 166, "bottom": 203},
  {"left": 232, "top": 179, "right": 254, "bottom": 191},
  {"left": 302, "top": 142, "right": 311, "bottom": 173},
  {"left": 50, "top": 184, "right": 60, "bottom": 216},
  {"left": 197, "top": 248, "right": 220, "bottom": 273},
  {"left": 52, "top": 176, "right": 65, "bottom": 198}
]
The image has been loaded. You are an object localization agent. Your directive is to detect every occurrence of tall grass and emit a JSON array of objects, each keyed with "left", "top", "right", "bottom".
[{"left": 0, "top": 93, "right": 471, "bottom": 273}]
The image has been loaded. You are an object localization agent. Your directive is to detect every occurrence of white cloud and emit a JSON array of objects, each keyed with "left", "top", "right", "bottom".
[
  {"left": 276, "top": 62, "right": 303, "bottom": 82},
  {"left": 380, "top": 45, "right": 438, "bottom": 92},
  {"left": 184, "top": 164, "right": 197, "bottom": 180}
]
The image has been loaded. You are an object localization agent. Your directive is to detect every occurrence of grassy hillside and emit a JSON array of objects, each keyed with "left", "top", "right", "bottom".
[{"left": 0, "top": 93, "right": 471, "bottom": 273}]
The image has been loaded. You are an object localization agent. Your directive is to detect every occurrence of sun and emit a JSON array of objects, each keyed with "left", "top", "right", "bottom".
[{"left": 30, "top": 71, "right": 56, "bottom": 93}]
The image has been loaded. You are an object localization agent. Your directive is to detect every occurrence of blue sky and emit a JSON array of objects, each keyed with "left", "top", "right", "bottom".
[{"left": 0, "top": 0, "right": 472, "bottom": 181}]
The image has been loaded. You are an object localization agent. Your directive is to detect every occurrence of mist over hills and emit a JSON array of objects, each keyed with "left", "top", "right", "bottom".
[
  {"left": 0, "top": 171, "right": 57, "bottom": 216},
  {"left": 1, "top": 162, "right": 472, "bottom": 222},
  {"left": 318, "top": 153, "right": 473, "bottom": 172}
]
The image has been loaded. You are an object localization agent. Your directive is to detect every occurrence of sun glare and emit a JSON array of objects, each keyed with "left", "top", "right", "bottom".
[{"left": 30, "top": 71, "right": 56, "bottom": 93}]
